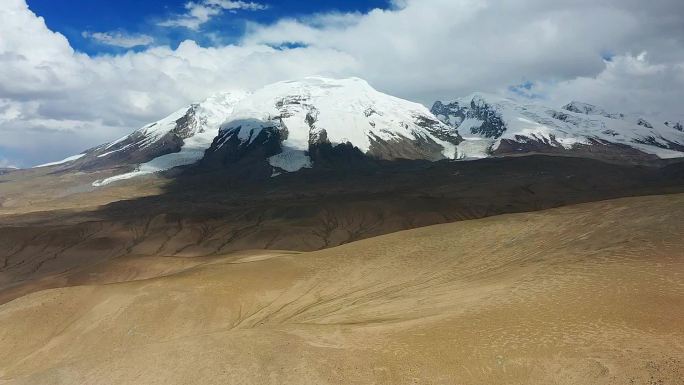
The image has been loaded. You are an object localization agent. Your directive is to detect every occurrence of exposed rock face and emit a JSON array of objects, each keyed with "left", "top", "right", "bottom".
[
  {"left": 562, "top": 101, "right": 625, "bottom": 120},
  {"left": 432, "top": 97, "right": 506, "bottom": 138},
  {"left": 414, "top": 115, "right": 463, "bottom": 145},
  {"left": 637, "top": 118, "right": 654, "bottom": 129},
  {"left": 367, "top": 134, "right": 447, "bottom": 162},
  {"left": 309, "top": 141, "right": 371, "bottom": 169},
  {"left": 633, "top": 136, "right": 684, "bottom": 152},
  {"left": 494, "top": 137, "right": 661, "bottom": 163},
  {"left": 73, "top": 126, "right": 185, "bottom": 172},
  {"left": 200, "top": 120, "right": 284, "bottom": 179},
  {"left": 203, "top": 120, "right": 283, "bottom": 166},
  {"left": 665, "top": 121, "right": 684, "bottom": 132}
]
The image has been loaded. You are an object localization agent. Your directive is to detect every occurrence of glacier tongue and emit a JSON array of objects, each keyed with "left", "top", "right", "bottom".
[{"left": 268, "top": 148, "right": 312, "bottom": 173}]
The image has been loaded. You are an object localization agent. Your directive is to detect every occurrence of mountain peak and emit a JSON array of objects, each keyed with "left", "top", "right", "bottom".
[
  {"left": 562, "top": 101, "right": 625, "bottom": 120},
  {"left": 202, "top": 76, "right": 460, "bottom": 175},
  {"left": 80, "top": 77, "right": 460, "bottom": 185}
]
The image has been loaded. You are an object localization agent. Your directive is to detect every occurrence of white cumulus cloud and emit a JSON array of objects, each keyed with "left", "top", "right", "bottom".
[
  {"left": 538, "top": 52, "right": 684, "bottom": 120},
  {"left": 159, "top": 0, "right": 268, "bottom": 30},
  {"left": 82, "top": 31, "right": 155, "bottom": 48}
]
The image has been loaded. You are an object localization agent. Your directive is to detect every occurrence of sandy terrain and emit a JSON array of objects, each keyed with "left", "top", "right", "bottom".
[
  {"left": 0, "top": 167, "right": 165, "bottom": 216},
  {"left": 1, "top": 193, "right": 682, "bottom": 384},
  {"left": 2, "top": 156, "right": 683, "bottom": 305}
]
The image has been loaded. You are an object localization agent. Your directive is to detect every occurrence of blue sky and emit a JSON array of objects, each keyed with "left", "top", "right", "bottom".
[{"left": 28, "top": 0, "right": 391, "bottom": 54}]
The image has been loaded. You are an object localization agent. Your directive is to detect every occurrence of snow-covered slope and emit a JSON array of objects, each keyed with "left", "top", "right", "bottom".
[
  {"left": 203, "top": 77, "right": 460, "bottom": 173},
  {"left": 431, "top": 93, "right": 684, "bottom": 160},
  {"left": 35, "top": 153, "right": 86, "bottom": 168},
  {"left": 91, "top": 92, "right": 247, "bottom": 185},
  {"left": 38, "top": 90, "right": 246, "bottom": 182}
]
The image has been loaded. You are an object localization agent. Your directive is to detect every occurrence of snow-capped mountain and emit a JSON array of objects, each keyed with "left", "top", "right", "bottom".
[
  {"left": 83, "top": 77, "right": 461, "bottom": 185},
  {"left": 35, "top": 77, "right": 684, "bottom": 186},
  {"left": 431, "top": 93, "right": 684, "bottom": 161},
  {"left": 201, "top": 77, "right": 460, "bottom": 175}
]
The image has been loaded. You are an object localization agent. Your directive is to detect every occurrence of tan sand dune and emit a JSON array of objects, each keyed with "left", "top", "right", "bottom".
[
  {"left": 0, "top": 194, "right": 683, "bottom": 384},
  {"left": 3, "top": 156, "right": 683, "bottom": 306}
]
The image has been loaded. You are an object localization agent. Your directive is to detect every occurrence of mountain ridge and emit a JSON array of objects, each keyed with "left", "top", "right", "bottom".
[
  {"left": 431, "top": 93, "right": 684, "bottom": 160},
  {"left": 33, "top": 77, "right": 684, "bottom": 185}
]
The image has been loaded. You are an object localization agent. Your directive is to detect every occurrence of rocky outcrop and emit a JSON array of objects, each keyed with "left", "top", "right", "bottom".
[
  {"left": 562, "top": 101, "right": 625, "bottom": 119},
  {"left": 432, "top": 96, "right": 507, "bottom": 138},
  {"left": 665, "top": 121, "right": 684, "bottom": 132},
  {"left": 367, "top": 133, "right": 447, "bottom": 161}
]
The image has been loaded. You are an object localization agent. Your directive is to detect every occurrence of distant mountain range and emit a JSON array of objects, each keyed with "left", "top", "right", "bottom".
[
  {"left": 432, "top": 94, "right": 683, "bottom": 161},
  {"left": 36, "top": 77, "right": 684, "bottom": 185}
]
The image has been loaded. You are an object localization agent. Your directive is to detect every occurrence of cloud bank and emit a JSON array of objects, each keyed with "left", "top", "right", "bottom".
[{"left": 1, "top": 0, "right": 683, "bottom": 166}]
